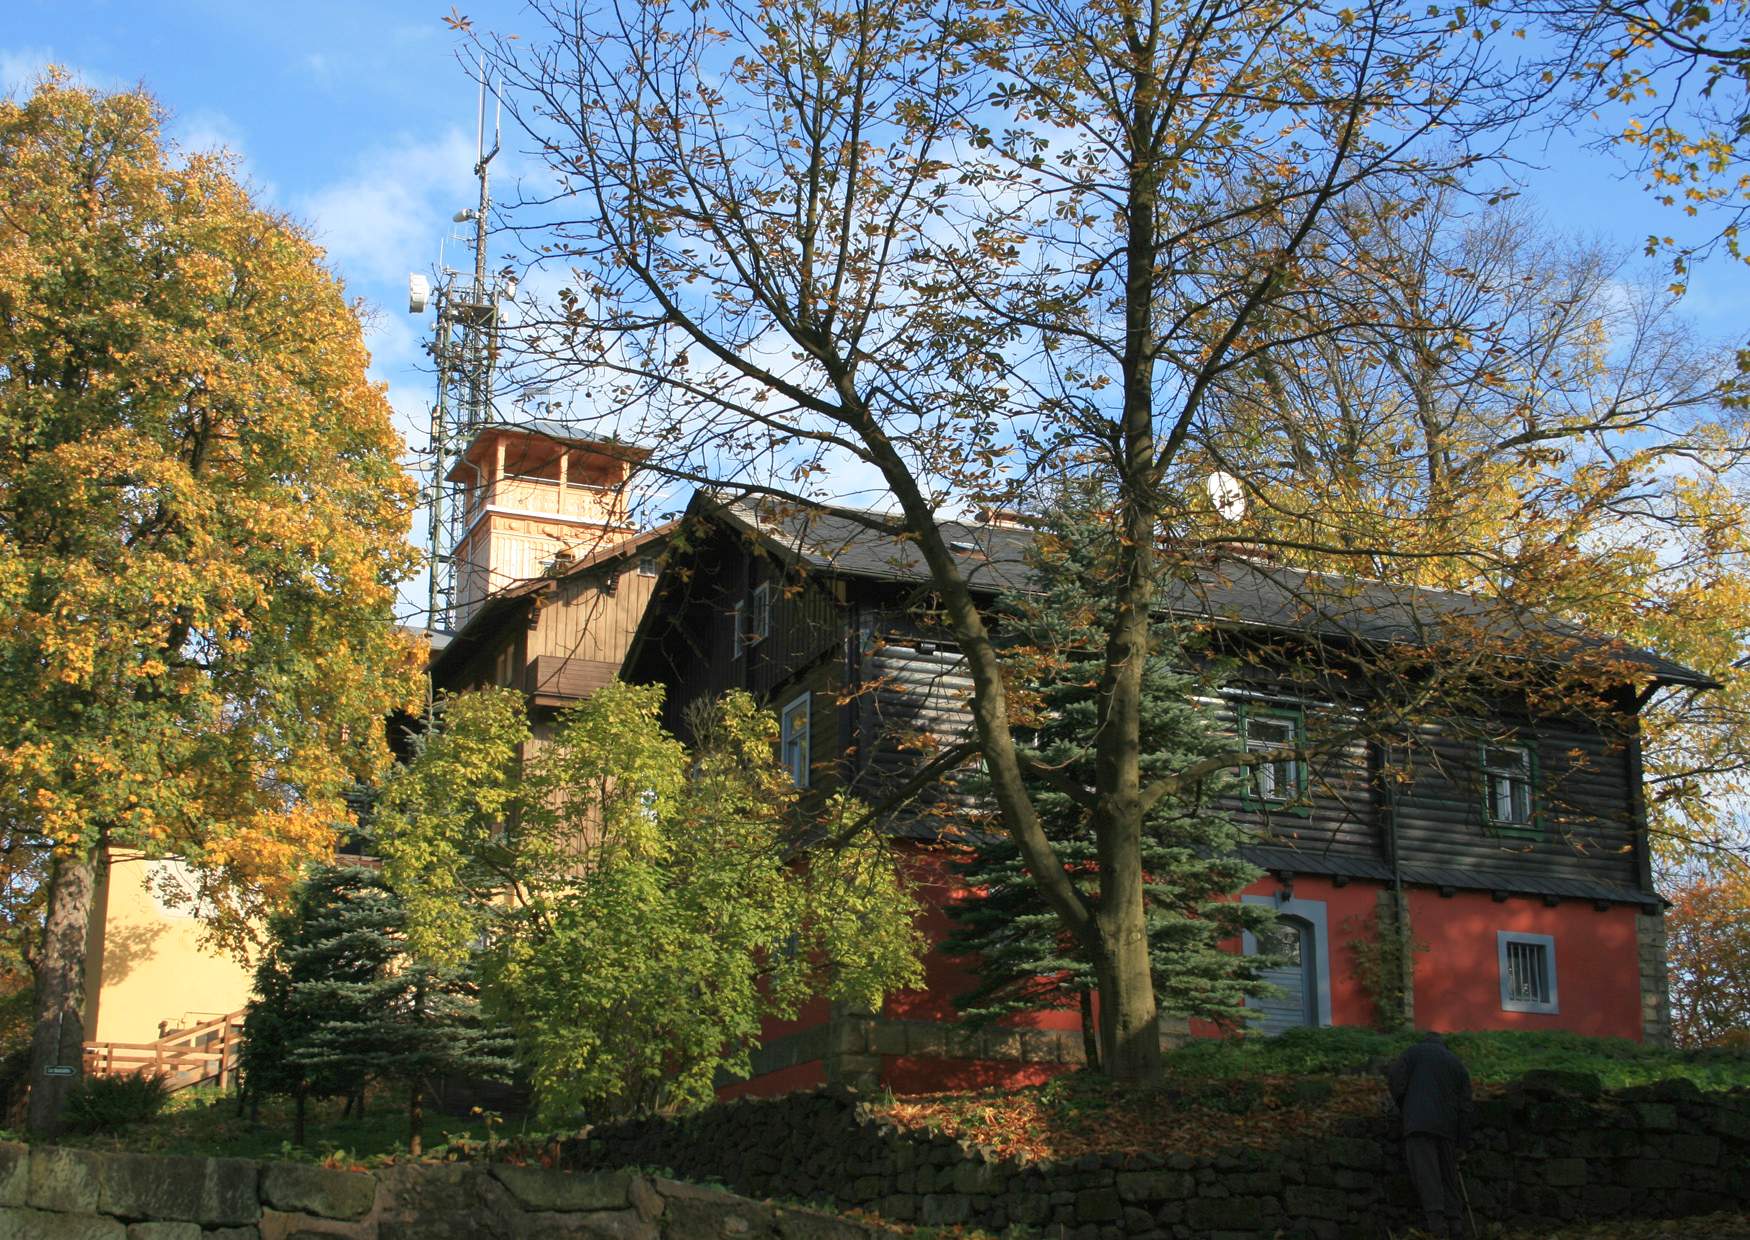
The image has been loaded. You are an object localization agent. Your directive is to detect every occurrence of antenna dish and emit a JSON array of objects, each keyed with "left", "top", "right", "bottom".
[
  {"left": 1206, "top": 470, "right": 1246, "bottom": 522},
  {"left": 408, "top": 273, "right": 430, "bottom": 315}
]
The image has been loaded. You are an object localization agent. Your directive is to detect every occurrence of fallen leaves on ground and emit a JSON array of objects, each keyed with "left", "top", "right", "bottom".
[{"left": 871, "top": 1072, "right": 1399, "bottom": 1162}]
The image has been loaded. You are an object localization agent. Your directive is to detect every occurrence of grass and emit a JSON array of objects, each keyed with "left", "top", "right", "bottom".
[
  {"left": 43, "top": 1087, "right": 524, "bottom": 1166},
  {"left": 1162, "top": 1026, "right": 1750, "bottom": 1091}
]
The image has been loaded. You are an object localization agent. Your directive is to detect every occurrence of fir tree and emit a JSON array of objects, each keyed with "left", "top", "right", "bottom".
[
  {"left": 945, "top": 497, "right": 1279, "bottom": 1063},
  {"left": 242, "top": 865, "right": 514, "bottom": 1151}
]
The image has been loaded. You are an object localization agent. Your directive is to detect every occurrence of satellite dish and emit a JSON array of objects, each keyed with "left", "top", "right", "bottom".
[
  {"left": 408, "top": 273, "right": 431, "bottom": 315},
  {"left": 1206, "top": 470, "right": 1246, "bottom": 522}
]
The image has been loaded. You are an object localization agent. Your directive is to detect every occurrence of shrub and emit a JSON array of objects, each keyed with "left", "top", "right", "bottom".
[
  {"left": 63, "top": 1070, "right": 171, "bottom": 1134},
  {"left": 1162, "top": 1025, "right": 1750, "bottom": 1090}
]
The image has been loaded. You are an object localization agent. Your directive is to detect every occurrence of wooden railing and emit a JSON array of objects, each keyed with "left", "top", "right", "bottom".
[{"left": 83, "top": 1010, "right": 246, "bottom": 1092}]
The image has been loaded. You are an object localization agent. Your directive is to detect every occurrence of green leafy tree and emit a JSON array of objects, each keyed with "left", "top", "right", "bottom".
[
  {"left": 945, "top": 500, "right": 1276, "bottom": 1060},
  {"left": 376, "top": 683, "right": 923, "bottom": 1119},
  {"left": 0, "top": 76, "right": 419, "bottom": 1131},
  {"left": 242, "top": 865, "right": 513, "bottom": 1152}
]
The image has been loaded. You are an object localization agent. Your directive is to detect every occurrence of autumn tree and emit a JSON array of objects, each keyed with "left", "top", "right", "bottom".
[
  {"left": 1509, "top": 0, "right": 1750, "bottom": 276},
  {"left": 0, "top": 76, "right": 419, "bottom": 1132},
  {"left": 1204, "top": 190, "right": 1750, "bottom": 871},
  {"left": 1664, "top": 865, "right": 1750, "bottom": 1047},
  {"left": 375, "top": 684, "right": 921, "bottom": 1119},
  {"left": 458, "top": 0, "right": 1607, "bottom": 1081}
]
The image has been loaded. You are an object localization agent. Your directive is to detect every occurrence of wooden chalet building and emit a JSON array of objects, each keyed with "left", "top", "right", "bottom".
[
  {"left": 423, "top": 424, "right": 673, "bottom": 742},
  {"left": 622, "top": 493, "right": 1716, "bottom": 1097}
]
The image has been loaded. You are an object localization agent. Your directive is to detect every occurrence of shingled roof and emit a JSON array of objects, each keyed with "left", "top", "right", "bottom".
[{"left": 705, "top": 494, "right": 1716, "bottom": 692}]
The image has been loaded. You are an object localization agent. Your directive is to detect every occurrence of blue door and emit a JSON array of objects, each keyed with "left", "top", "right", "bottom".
[{"left": 1251, "top": 917, "right": 1317, "bottom": 1034}]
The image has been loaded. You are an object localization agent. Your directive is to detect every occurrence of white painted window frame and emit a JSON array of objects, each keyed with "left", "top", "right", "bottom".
[
  {"left": 780, "top": 692, "right": 811, "bottom": 788},
  {"left": 1497, "top": 930, "right": 1559, "bottom": 1014},
  {"left": 1483, "top": 742, "right": 1534, "bottom": 827},
  {"left": 748, "top": 583, "right": 772, "bottom": 646}
]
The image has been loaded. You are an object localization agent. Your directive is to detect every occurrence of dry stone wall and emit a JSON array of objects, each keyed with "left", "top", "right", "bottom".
[
  {"left": 566, "top": 1074, "right": 1750, "bottom": 1239},
  {"left": 0, "top": 1143, "right": 884, "bottom": 1240}
]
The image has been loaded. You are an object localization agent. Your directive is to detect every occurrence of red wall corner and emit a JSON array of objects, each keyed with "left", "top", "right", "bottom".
[{"left": 1406, "top": 889, "right": 1642, "bottom": 1040}]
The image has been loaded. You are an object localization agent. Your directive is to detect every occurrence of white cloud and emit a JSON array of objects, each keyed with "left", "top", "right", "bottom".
[
  {"left": 1, "top": 47, "right": 55, "bottom": 96},
  {"left": 297, "top": 128, "right": 477, "bottom": 287},
  {"left": 168, "top": 107, "right": 248, "bottom": 162}
]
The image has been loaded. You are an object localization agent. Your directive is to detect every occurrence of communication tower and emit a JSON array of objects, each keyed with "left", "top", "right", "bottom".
[
  {"left": 410, "top": 67, "right": 640, "bottom": 634},
  {"left": 410, "top": 66, "right": 512, "bottom": 633}
]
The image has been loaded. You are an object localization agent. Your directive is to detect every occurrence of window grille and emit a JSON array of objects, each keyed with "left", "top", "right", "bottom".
[{"left": 1497, "top": 931, "right": 1559, "bottom": 1013}]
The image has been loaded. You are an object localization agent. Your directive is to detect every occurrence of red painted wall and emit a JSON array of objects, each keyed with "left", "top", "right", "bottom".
[
  {"left": 722, "top": 846, "right": 1649, "bottom": 1100},
  {"left": 718, "top": 1060, "right": 825, "bottom": 1100},
  {"left": 1237, "top": 874, "right": 1383, "bottom": 1031},
  {"left": 885, "top": 845, "right": 1080, "bottom": 1034},
  {"left": 1407, "top": 888, "right": 1643, "bottom": 1039}
]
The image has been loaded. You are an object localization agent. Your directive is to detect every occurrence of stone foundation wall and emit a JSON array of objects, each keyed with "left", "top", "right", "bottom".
[
  {"left": 568, "top": 1075, "right": 1750, "bottom": 1239},
  {"left": 1637, "top": 908, "right": 1674, "bottom": 1047},
  {"left": 0, "top": 1143, "right": 882, "bottom": 1239}
]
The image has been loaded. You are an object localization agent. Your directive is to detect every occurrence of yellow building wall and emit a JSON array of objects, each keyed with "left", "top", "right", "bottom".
[{"left": 83, "top": 853, "right": 255, "bottom": 1044}]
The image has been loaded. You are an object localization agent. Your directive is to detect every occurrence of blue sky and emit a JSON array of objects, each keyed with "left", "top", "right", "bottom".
[{"left": 7, "top": 2, "right": 1748, "bottom": 623}]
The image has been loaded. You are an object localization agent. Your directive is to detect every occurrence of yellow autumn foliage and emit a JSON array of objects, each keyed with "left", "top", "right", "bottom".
[{"left": 0, "top": 73, "right": 422, "bottom": 945}]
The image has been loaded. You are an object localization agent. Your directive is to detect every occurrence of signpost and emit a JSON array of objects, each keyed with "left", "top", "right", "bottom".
[{"left": 42, "top": 1065, "right": 74, "bottom": 1078}]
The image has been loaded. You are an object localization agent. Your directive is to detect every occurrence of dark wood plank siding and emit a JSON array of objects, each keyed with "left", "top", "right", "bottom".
[
  {"left": 1393, "top": 716, "right": 1640, "bottom": 886},
  {"left": 525, "top": 655, "right": 618, "bottom": 704},
  {"left": 742, "top": 567, "right": 841, "bottom": 702},
  {"left": 847, "top": 629, "right": 981, "bottom": 826},
  {"left": 1204, "top": 695, "right": 1383, "bottom": 862},
  {"left": 628, "top": 527, "right": 846, "bottom": 759}
]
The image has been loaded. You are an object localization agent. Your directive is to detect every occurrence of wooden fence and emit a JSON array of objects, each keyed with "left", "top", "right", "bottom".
[{"left": 83, "top": 1010, "right": 245, "bottom": 1092}]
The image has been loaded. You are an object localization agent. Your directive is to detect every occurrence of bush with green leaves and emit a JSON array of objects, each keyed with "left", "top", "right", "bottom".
[
  {"left": 377, "top": 682, "right": 924, "bottom": 1120},
  {"left": 62, "top": 1069, "right": 170, "bottom": 1134}
]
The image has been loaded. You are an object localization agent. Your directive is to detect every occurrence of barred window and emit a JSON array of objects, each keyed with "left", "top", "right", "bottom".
[{"left": 1497, "top": 931, "right": 1558, "bottom": 1014}]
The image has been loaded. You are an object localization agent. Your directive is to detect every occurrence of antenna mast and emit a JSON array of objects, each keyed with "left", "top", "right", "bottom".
[{"left": 413, "top": 60, "right": 506, "bottom": 633}]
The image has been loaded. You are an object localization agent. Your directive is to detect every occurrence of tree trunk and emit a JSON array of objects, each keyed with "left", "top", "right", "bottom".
[
  {"left": 27, "top": 848, "right": 98, "bottom": 1136},
  {"left": 1078, "top": 987, "right": 1101, "bottom": 1071},
  {"left": 1092, "top": 903, "right": 1160, "bottom": 1081},
  {"left": 293, "top": 1086, "right": 307, "bottom": 1146},
  {"left": 408, "top": 1078, "right": 424, "bottom": 1157}
]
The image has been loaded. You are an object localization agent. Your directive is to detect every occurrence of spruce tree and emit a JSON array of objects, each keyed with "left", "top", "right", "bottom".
[
  {"left": 242, "top": 864, "right": 514, "bottom": 1151},
  {"left": 945, "top": 497, "right": 1279, "bottom": 1063}
]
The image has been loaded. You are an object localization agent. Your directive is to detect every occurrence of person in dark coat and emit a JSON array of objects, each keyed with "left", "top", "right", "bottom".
[{"left": 1387, "top": 1031, "right": 1474, "bottom": 1239}]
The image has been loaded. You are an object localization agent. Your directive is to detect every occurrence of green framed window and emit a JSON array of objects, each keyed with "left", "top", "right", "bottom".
[
  {"left": 1238, "top": 702, "right": 1309, "bottom": 815},
  {"left": 1481, "top": 741, "right": 1540, "bottom": 839}
]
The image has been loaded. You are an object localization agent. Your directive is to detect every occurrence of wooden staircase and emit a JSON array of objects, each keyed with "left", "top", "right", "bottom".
[{"left": 83, "top": 1010, "right": 246, "bottom": 1092}]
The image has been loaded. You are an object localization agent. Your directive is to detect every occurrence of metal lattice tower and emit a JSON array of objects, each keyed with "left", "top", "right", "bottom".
[{"left": 412, "top": 64, "right": 507, "bottom": 634}]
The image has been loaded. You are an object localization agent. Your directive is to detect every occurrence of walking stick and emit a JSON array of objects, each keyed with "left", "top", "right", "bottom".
[{"left": 1457, "top": 1163, "right": 1479, "bottom": 1240}]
